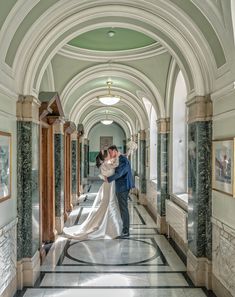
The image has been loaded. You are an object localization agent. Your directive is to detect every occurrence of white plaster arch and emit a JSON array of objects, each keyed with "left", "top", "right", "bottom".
[
  {"left": 70, "top": 88, "right": 147, "bottom": 130},
  {"left": 84, "top": 114, "right": 131, "bottom": 139},
  {"left": 81, "top": 106, "right": 136, "bottom": 135},
  {"left": 11, "top": 1, "right": 216, "bottom": 98},
  {"left": 61, "top": 63, "right": 163, "bottom": 118},
  {"left": 165, "top": 58, "right": 181, "bottom": 118}
]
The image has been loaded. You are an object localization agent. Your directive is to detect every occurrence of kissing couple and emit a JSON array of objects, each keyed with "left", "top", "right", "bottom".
[{"left": 63, "top": 143, "right": 136, "bottom": 240}]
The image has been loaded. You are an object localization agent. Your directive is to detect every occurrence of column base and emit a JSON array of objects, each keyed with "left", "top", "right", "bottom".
[
  {"left": 157, "top": 214, "right": 167, "bottom": 234},
  {"left": 130, "top": 187, "right": 138, "bottom": 197},
  {"left": 187, "top": 249, "right": 212, "bottom": 289},
  {"left": 212, "top": 273, "right": 233, "bottom": 297},
  {"left": 55, "top": 215, "right": 64, "bottom": 234},
  {"left": 17, "top": 251, "right": 40, "bottom": 289},
  {"left": 72, "top": 193, "right": 79, "bottom": 206},
  {"left": 138, "top": 193, "right": 147, "bottom": 205},
  {"left": 1, "top": 274, "right": 17, "bottom": 297}
]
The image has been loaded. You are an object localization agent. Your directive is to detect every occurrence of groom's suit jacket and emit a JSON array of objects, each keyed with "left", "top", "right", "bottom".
[{"left": 107, "top": 155, "right": 134, "bottom": 193}]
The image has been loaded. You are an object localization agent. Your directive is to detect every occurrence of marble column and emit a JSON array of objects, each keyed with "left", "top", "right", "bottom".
[
  {"left": 138, "top": 130, "right": 147, "bottom": 204},
  {"left": 186, "top": 96, "right": 212, "bottom": 289},
  {"left": 53, "top": 119, "right": 64, "bottom": 234},
  {"left": 83, "top": 138, "right": 89, "bottom": 185},
  {"left": 16, "top": 96, "right": 41, "bottom": 288},
  {"left": 71, "top": 131, "right": 78, "bottom": 205},
  {"left": 156, "top": 118, "right": 170, "bottom": 234},
  {"left": 123, "top": 139, "right": 127, "bottom": 154}
]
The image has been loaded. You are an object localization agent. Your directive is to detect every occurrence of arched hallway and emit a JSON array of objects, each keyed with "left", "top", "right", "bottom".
[
  {"left": 1, "top": 1, "right": 235, "bottom": 297},
  {"left": 16, "top": 182, "right": 213, "bottom": 297}
]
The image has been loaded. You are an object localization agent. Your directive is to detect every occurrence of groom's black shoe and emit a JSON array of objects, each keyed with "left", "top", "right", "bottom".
[{"left": 120, "top": 231, "right": 129, "bottom": 238}]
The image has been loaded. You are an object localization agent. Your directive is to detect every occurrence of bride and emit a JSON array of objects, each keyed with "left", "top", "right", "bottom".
[{"left": 63, "top": 149, "right": 122, "bottom": 240}]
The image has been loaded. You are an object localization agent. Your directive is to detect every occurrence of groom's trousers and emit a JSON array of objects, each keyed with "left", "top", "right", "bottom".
[{"left": 116, "top": 190, "right": 130, "bottom": 233}]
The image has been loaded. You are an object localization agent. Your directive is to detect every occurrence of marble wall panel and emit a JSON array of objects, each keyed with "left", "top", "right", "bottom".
[
  {"left": 0, "top": 219, "right": 17, "bottom": 296},
  {"left": 212, "top": 218, "right": 235, "bottom": 296}
]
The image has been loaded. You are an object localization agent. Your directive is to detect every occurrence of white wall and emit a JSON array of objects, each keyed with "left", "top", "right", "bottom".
[
  {"left": 88, "top": 122, "right": 125, "bottom": 177},
  {"left": 88, "top": 122, "right": 126, "bottom": 153},
  {"left": 0, "top": 90, "right": 17, "bottom": 297},
  {"left": 213, "top": 90, "right": 235, "bottom": 229},
  {"left": 172, "top": 71, "right": 187, "bottom": 194},
  {"left": 0, "top": 91, "right": 17, "bottom": 228}
]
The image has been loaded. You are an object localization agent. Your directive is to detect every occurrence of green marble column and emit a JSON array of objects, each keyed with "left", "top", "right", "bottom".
[
  {"left": 139, "top": 130, "right": 147, "bottom": 204},
  {"left": 186, "top": 96, "right": 212, "bottom": 288},
  {"left": 17, "top": 96, "right": 41, "bottom": 286},
  {"left": 53, "top": 120, "right": 64, "bottom": 233},
  {"left": 156, "top": 118, "right": 170, "bottom": 233},
  {"left": 71, "top": 131, "right": 78, "bottom": 205}
]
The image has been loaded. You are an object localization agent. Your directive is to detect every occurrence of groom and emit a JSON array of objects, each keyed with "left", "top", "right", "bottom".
[{"left": 105, "top": 145, "right": 134, "bottom": 237}]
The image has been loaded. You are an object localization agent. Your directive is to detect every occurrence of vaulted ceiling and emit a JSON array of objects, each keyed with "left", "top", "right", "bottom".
[{"left": 0, "top": 0, "right": 232, "bottom": 137}]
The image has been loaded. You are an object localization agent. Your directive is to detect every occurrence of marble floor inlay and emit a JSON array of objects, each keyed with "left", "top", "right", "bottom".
[{"left": 16, "top": 181, "right": 214, "bottom": 297}]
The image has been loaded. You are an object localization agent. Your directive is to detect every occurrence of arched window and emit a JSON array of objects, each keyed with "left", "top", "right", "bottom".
[
  {"left": 142, "top": 97, "right": 157, "bottom": 181},
  {"left": 172, "top": 71, "right": 187, "bottom": 194}
]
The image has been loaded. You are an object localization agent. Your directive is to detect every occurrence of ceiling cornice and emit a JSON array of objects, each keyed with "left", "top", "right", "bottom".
[{"left": 58, "top": 43, "right": 167, "bottom": 62}]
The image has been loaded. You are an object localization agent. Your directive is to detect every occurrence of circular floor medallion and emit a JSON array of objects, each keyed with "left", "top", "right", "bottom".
[{"left": 66, "top": 238, "right": 158, "bottom": 265}]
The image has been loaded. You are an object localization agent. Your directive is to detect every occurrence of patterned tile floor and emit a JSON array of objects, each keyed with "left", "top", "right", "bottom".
[{"left": 16, "top": 181, "right": 216, "bottom": 297}]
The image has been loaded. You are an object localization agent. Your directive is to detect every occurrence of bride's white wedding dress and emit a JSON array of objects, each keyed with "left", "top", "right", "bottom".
[{"left": 63, "top": 158, "right": 122, "bottom": 240}]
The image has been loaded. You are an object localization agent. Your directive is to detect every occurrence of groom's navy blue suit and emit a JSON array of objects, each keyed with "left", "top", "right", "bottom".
[{"left": 107, "top": 155, "right": 134, "bottom": 235}]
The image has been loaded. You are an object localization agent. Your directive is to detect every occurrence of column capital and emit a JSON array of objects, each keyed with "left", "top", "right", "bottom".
[
  {"left": 186, "top": 96, "right": 212, "bottom": 123},
  {"left": 50, "top": 117, "right": 65, "bottom": 134},
  {"left": 71, "top": 131, "right": 78, "bottom": 140},
  {"left": 139, "top": 129, "right": 146, "bottom": 140},
  {"left": 84, "top": 138, "right": 89, "bottom": 145},
  {"left": 157, "top": 118, "right": 170, "bottom": 133},
  {"left": 17, "top": 95, "right": 41, "bottom": 123}
]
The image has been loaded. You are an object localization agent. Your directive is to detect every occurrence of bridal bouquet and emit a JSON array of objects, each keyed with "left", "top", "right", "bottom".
[{"left": 126, "top": 140, "right": 138, "bottom": 156}]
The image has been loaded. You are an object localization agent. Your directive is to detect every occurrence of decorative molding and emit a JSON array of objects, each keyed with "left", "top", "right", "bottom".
[
  {"left": 17, "top": 251, "right": 40, "bottom": 289},
  {"left": 0, "top": 82, "right": 18, "bottom": 102},
  {"left": 71, "top": 131, "right": 78, "bottom": 140},
  {"left": 16, "top": 95, "right": 41, "bottom": 123},
  {"left": 213, "top": 109, "right": 235, "bottom": 122},
  {"left": 156, "top": 118, "right": 170, "bottom": 133},
  {"left": 139, "top": 129, "right": 146, "bottom": 140},
  {"left": 61, "top": 63, "right": 163, "bottom": 120},
  {"left": 211, "top": 81, "right": 235, "bottom": 102},
  {"left": 187, "top": 249, "right": 212, "bottom": 289},
  {"left": 58, "top": 42, "right": 167, "bottom": 62},
  {"left": 52, "top": 118, "right": 65, "bottom": 134},
  {"left": 186, "top": 96, "right": 212, "bottom": 123},
  {"left": 11, "top": 1, "right": 214, "bottom": 98}
]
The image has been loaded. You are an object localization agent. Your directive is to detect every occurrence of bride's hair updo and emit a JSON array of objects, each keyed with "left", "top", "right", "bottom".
[{"left": 96, "top": 150, "right": 108, "bottom": 168}]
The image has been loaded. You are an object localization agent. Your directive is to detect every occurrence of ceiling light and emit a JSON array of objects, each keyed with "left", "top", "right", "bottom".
[
  {"left": 101, "top": 110, "right": 113, "bottom": 125},
  {"left": 98, "top": 81, "right": 120, "bottom": 105},
  {"left": 107, "top": 30, "right": 115, "bottom": 37},
  {"left": 101, "top": 120, "right": 113, "bottom": 125}
]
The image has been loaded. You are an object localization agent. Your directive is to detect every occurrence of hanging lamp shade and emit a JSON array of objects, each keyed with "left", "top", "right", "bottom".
[{"left": 98, "top": 81, "right": 120, "bottom": 105}]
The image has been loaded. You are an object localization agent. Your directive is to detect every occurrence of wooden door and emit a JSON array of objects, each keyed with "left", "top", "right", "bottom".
[{"left": 40, "top": 125, "right": 56, "bottom": 243}]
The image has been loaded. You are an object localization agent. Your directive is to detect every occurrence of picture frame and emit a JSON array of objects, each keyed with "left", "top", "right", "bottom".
[
  {"left": 212, "top": 138, "right": 235, "bottom": 197},
  {"left": 0, "top": 131, "right": 11, "bottom": 202}
]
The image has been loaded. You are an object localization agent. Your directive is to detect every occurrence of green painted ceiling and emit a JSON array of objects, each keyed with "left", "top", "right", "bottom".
[{"left": 68, "top": 27, "right": 156, "bottom": 51}]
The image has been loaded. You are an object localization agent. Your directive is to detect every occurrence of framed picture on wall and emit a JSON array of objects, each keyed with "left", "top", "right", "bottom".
[
  {"left": 0, "top": 131, "right": 11, "bottom": 202},
  {"left": 100, "top": 136, "right": 113, "bottom": 150},
  {"left": 212, "top": 139, "right": 235, "bottom": 196}
]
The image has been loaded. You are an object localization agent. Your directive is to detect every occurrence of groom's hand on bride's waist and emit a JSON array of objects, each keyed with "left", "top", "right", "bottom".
[{"left": 104, "top": 176, "right": 108, "bottom": 182}]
